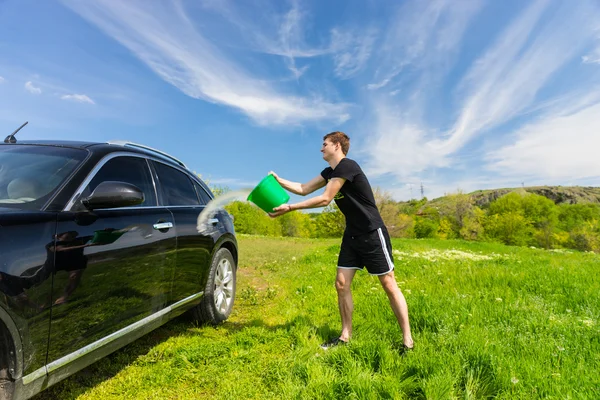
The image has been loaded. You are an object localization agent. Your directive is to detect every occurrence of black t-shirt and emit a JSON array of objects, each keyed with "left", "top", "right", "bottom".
[{"left": 321, "top": 158, "right": 384, "bottom": 236}]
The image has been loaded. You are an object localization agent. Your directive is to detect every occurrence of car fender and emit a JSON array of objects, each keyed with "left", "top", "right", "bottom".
[
  {"left": 211, "top": 233, "right": 238, "bottom": 266},
  {"left": 0, "top": 305, "right": 23, "bottom": 380}
]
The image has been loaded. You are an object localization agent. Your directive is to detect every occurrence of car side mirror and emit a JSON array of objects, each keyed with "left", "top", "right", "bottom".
[{"left": 81, "top": 181, "right": 144, "bottom": 210}]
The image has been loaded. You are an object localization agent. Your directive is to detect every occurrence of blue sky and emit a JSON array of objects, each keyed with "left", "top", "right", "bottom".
[{"left": 1, "top": 0, "right": 599, "bottom": 201}]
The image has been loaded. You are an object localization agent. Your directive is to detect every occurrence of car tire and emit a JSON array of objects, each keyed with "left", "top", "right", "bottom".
[
  {"left": 0, "top": 369, "right": 14, "bottom": 400},
  {"left": 192, "top": 248, "right": 236, "bottom": 324}
]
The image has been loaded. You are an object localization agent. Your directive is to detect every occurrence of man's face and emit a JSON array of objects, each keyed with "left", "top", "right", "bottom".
[{"left": 321, "top": 139, "right": 338, "bottom": 161}]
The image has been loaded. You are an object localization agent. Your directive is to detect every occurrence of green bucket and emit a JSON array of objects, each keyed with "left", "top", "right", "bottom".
[
  {"left": 247, "top": 174, "right": 290, "bottom": 213},
  {"left": 90, "top": 229, "right": 126, "bottom": 245}
]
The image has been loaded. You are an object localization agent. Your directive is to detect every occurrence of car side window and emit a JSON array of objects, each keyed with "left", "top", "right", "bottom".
[
  {"left": 193, "top": 181, "right": 212, "bottom": 205},
  {"left": 83, "top": 156, "right": 157, "bottom": 207},
  {"left": 153, "top": 162, "right": 199, "bottom": 206}
]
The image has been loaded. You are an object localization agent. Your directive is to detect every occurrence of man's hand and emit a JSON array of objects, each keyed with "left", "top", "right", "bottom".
[
  {"left": 269, "top": 203, "right": 293, "bottom": 218},
  {"left": 268, "top": 171, "right": 280, "bottom": 181}
]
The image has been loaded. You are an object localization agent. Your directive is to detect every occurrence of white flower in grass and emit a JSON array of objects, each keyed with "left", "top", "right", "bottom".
[
  {"left": 292, "top": 257, "right": 296, "bottom": 261},
  {"left": 511, "top": 377, "right": 519, "bottom": 384},
  {"left": 557, "top": 346, "right": 565, "bottom": 351},
  {"left": 495, "top": 298, "right": 503, "bottom": 302},
  {"left": 566, "top": 309, "right": 572, "bottom": 313},
  {"left": 582, "top": 319, "right": 594, "bottom": 327}
]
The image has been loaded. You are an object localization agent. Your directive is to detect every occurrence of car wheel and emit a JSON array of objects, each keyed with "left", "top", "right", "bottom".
[
  {"left": 0, "top": 369, "right": 14, "bottom": 400},
  {"left": 192, "top": 248, "right": 236, "bottom": 324}
]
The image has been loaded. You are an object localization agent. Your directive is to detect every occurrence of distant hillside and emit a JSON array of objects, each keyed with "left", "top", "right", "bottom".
[{"left": 428, "top": 186, "right": 600, "bottom": 208}]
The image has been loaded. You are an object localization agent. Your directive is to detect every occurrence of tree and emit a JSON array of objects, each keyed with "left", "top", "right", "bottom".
[
  {"left": 314, "top": 204, "right": 346, "bottom": 237},
  {"left": 460, "top": 207, "right": 485, "bottom": 241},
  {"left": 395, "top": 214, "right": 415, "bottom": 238},
  {"left": 279, "top": 211, "right": 314, "bottom": 238},
  {"left": 414, "top": 217, "right": 438, "bottom": 238},
  {"left": 484, "top": 211, "right": 532, "bottom": 246},
  {"left": 439, "top": 191, "right": 473, "bottom": 236},
  {"left": 225, "top": 201, "right": 281, "bottom": 236}
]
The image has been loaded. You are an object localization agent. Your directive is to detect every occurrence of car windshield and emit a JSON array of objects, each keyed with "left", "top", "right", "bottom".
[{"left": 0, "top": 145, "right": 87, "bottom": 210}]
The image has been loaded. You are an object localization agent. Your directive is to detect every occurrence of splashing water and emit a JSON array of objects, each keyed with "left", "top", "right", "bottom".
[{"left": 197, "top": 189, "right": 253, "bottom": 233}]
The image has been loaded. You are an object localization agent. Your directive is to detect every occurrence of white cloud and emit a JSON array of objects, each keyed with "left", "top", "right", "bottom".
[
  {"left": 0, "top": 76, "right": 4, "bottom": 84},
  {"left": 25, "top": 81, "right": 41, "bottom": 94},
  {"left": 367, "top": 0, "right": 482, "bottom": 91},
  {"left": 363, "top": 0, "right": 483, "bottom": 178},
  {"left": 364, "top": 0, "right": 600, "bottom": 183},
  {"left": 331, "top": 28, "right": 377, "bottom": 79},
  {"left": 487, "top": 100, "right": 600, "bottom": 180},
  {"left": 61, "top": 94, "right": 95, "bottom": 104},
  {"left": 438, "top": 0, "right": 574, "bottom": 154},
  {"left": 582, "top": 44, "right": 600, "bottom": 64},
  {"left": 62, "top": 0, "right": 349, "bottom": 126}
]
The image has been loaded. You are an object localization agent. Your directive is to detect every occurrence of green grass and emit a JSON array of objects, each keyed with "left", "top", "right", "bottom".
[{"left": 35, "top": 236, "right": 600, "bottom": 399}]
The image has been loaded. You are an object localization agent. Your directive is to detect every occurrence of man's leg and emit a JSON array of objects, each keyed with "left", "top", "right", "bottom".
[
  {"left": 336, "top": 268, "right": 357, "bottom": 342},
  {"left": 378, "top": 271, "right": 413, "bottom": 348}
]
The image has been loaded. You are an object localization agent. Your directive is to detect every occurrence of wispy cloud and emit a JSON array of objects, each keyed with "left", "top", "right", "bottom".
[
  {"left": 436, "top": 0, "right": 596, "bottom": 156},
  {"left": 364, "top": 0, "right": 600, "bottom": 189},
  {"left": 61, "top": 94, "right": 95, "bottom": 104},
  {"left": 276, "top": 2, "right": 313, "bottom": 79},
  {"left": 487, "top": 100, "right": 600, "bottom": 180},
  {"left": 363, "top": 0, "right": 483, "bottom": 177},
  {"left": 582, "top": 25, "right": 600, "bottom": 64},
  {"left": 331, "top": 28, "right": 377, "bottom": 79},
  {"left": 61, "top": 0, "right": 349, "bottom": 126},
  {"left": 0, "top": 76, "right": 5, "bottom": 84},
  {"left": 367, "top": 0, "right": 482, "bottom": 92},
  {"left": 25, "top": 81, "right": 42, "bottom": 94}
]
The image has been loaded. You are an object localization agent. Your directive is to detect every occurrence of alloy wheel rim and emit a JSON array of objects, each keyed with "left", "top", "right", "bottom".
[{"left": 213, "top": 258, "right": 234, "bottom": 314}]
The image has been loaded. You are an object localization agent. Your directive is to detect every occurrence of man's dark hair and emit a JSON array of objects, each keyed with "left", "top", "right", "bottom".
[{"left": 323, "top": 131, "right": 350, "bottom": 155}]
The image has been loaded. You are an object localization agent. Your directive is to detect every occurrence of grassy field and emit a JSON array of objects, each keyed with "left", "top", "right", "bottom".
[{"left": 36, "top": 235, "right": 600, "bottom": 399}]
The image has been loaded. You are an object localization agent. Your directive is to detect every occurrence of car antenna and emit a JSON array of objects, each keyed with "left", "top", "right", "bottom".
[{"left": 4, "top": 121, "right": 28, "bottom": 144}]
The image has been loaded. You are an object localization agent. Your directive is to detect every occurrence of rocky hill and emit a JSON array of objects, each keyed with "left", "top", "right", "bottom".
[{"left": 453, "top": 186, "right": 600, "bottom": 208}]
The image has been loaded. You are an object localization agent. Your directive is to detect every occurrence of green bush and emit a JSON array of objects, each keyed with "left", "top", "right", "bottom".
[{"left": 414, "top": 217, "right": 438, "bottom": 238}]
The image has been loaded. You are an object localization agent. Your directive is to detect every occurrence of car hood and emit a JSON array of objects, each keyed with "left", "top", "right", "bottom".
[{"left": 0, "top": 207, "right": 30, "bottom": 213}]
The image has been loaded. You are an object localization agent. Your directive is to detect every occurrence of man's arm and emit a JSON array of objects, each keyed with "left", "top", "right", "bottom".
[
  {"left": 269, "top": 172, "right": 326, "bottom": 196},
  {"left": 269, "top": 177, "right": 345, "bottom": 217}
]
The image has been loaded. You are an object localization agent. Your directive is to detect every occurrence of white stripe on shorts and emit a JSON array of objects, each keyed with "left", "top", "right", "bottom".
[
  {"left": 376, "top": 227, "right": 394, "bottom": 275},
  {"left": 337, "top": 266, "right": 362, "bottom": 270}
]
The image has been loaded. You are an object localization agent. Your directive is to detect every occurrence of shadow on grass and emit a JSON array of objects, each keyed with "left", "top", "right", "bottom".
[
  {"left": 32, "top": 314, "right": 193, "bottom": 400},
  {"left": 32, "top": 313, "right": 335, "bottom": 400},
  {"left": 217, "top": 314, "right": 337, "bottom": 342}
]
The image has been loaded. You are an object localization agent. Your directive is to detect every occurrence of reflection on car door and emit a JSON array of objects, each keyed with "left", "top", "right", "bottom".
[
  {"left": 151, "top": 161, "right": 213, "bottom": 309},
  {"left": 47, "top": 155, "right": 176, "bottom": 377}
]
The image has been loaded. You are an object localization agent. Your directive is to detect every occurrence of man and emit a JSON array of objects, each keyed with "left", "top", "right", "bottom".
[{"left": 269, "top": 131, "right": 414, "bottom": 352}]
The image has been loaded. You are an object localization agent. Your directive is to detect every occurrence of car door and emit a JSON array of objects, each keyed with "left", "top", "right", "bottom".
[
  {"left": 150, "top": 160, "right": 213, "bottom": 309},
  {"left": 46, "top": 155, "right": 176, "bottom": 374}
]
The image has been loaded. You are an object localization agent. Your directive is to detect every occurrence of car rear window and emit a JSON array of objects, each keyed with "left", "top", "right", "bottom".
[
  {"left": 153, "top": 162, "right": 200, "bottom": 206},
  {"left": 0, "top": 145, "right": 87, "bottom": 210}
]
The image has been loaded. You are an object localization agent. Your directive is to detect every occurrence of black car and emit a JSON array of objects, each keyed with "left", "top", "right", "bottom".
[{"left": 0, "top": 139, "right": 238, "bottom": 400}]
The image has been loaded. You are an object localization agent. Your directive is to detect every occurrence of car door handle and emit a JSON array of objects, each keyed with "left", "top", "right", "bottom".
[
  {"left": 153, "top": 222, "right": 173, "bottom": 230},
  {"left": 208, "top": 218, "right": 219, "bottom": 225}
]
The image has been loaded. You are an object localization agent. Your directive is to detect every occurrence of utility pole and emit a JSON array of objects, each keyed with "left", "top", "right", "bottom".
[
  {"left": 409, "top": 184, "right": 413, "bottom": 199},
  {"left": 420, "top": 182, "right": 424, "bottom": 199}
]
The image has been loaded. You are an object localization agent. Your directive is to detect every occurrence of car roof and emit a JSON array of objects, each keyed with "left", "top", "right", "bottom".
[
  {"left": 3, "top": 140, "right": 187, "bottom": 169},
  {"left": 6, "top": 140, "right": 98, "bottom": 148}
]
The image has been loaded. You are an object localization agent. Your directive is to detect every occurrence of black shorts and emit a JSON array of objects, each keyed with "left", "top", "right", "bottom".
[{"left": 338, "top": 227, "right": 394, "bottom": 275}]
